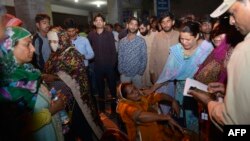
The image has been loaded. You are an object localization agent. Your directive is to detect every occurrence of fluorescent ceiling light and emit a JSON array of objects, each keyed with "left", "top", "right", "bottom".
[
  {"left": 91, "top": 1, "right": 107, "bottom": 8},
  {"left": 74, "top": 0, "right": 78, "bottom": 3}
]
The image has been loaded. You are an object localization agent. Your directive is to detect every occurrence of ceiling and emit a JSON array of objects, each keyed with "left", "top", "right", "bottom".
[{"left": 51, "top": 0, "right": 138, "bottom": 12}]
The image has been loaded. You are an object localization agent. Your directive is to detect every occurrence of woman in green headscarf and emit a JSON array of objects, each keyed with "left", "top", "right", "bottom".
[
  {"left": 0, "top": 26, "right": 40, "bottom": 108},
  {"left": 0, "top": 26, "right": 65, "bottom": 141}
]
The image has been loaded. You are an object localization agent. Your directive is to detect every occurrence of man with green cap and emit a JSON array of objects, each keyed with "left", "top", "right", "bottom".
[{"left": 188, "top": 0, "right": 250, "bottom": 131}]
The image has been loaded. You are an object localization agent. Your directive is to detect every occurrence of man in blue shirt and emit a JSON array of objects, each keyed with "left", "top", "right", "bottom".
[
  {"left": 64, "top": 18, "right": 94, "bottom": 67},
  {"left": 64, "top": 18, "right": 96, "bottom": 101},
  {"left": 63, "top": 18, "right": 96, "bottom": 141},
  {"left": 118, "top": 17, "right": 147, "bottom": 88}
]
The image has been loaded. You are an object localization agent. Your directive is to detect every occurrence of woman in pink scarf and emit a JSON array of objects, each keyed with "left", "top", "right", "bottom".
[{"left": 194, "top": 15, "right": 244, "bottom": 141}]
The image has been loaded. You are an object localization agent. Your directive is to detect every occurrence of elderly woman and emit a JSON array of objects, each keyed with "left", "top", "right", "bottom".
[
  {"left": 149, "top": 21, "right": 214, "bottom": 134},
  {"left": 116, "top": 83, "right": 183, "bottom": 141},
  {"left": 43, "top": 28, "right": 103, "bottom": 141},
  {"left": 0, "top": 26, "right": 65, "bottom": 141}
]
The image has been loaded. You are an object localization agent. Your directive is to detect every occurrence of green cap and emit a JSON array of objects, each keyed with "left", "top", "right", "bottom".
[{"left": 6, "top": 26, "right": 31, "bottom": 48}]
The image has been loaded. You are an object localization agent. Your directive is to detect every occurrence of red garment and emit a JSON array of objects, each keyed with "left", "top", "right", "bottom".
[
  {"left": 194, "top": 39, "right": 232, "bottom": 141},
  {"left": 194, "top": 39, "right": 232, "bottom": 84},
  {"left": 4, "top": 14, "right": 23, "bottom": 27}
]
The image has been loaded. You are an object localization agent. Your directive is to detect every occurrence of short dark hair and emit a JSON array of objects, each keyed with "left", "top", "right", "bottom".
[
  {"left": 35, "top": 13, "right": 50, "bottom": 23},
  {"left": 127, "top": 17, "right": 139, "bottom": 25},
  {"left": 180, "top": 21, "right": 200, "bottom": 37},
  {"left": 105, "top": 23, "right": 113, "bottom": 29},
  {"left": 149, "top": 16, "right": 157, "bottom": 24},
  {"left": 114, "top": 23, "right": 122, "bottom": 28},
  {"left": 93, "top": 13, "right": 105, "bottom": 22},
  {"left": 63, "top": 18, "right": 78, "bottom": 29},
  {"left": 199, "top": 14, "right": 212, "bottom": 24},
  {"left": 139, "top": 20, "right": 149, "bottom": 27},
  {"left": 159, "top": 11, "right": 175, "bottom": 23}
]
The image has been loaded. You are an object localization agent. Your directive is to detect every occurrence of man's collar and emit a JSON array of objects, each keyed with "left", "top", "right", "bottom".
[
  {"left": 245, "top": 32, "right": 250, "bottom": 40},
  {"left": 71, "top": 35, "right": 79, "bottom": 41},
  {"left": 38, "top": 32, "right": 47, "bottom": 38}
]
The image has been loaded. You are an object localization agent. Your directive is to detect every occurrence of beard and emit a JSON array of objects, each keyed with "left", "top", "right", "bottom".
[
  {"left": 163, "top": 27, "right": 172, "bottom": 33},
  {"left": 201, "top": 31, "right": 211, "bottom": 34},
  {"left": 140, "top": 30, "right": 148, "bottom": 36}
]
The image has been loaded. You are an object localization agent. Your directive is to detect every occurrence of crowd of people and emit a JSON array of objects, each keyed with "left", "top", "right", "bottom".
[{"left": 1, "top": 0, "right": 250, "bottom": 140}]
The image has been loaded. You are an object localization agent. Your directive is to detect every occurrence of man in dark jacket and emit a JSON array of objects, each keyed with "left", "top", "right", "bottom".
[
  {"left": 32, "top": 13, "right": 51, "bottom": 71},
  {"left": 87, "top": 13, "right": 117, "bottom": 114}
]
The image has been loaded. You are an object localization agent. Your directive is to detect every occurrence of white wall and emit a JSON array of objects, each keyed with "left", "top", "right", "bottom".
[
  {"left": 1, "top": 0, "right": 89, "bottom": 16},
  {"left": 51, "top": 4, "right": 88, "bottom": 16}
]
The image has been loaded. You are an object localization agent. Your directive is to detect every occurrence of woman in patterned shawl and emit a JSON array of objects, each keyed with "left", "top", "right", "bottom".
[
  {"left": 0, "top": 26, "right": 65, "bottom": 141},
  {"left": 193, "top": 15, "right": 244, "bottom": 141},
  {"left": 0, "top": 27, "right": 39, "bottom": 111},
  {"left": 43, "top": 28, "right": 103, "bottom": 141}
]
